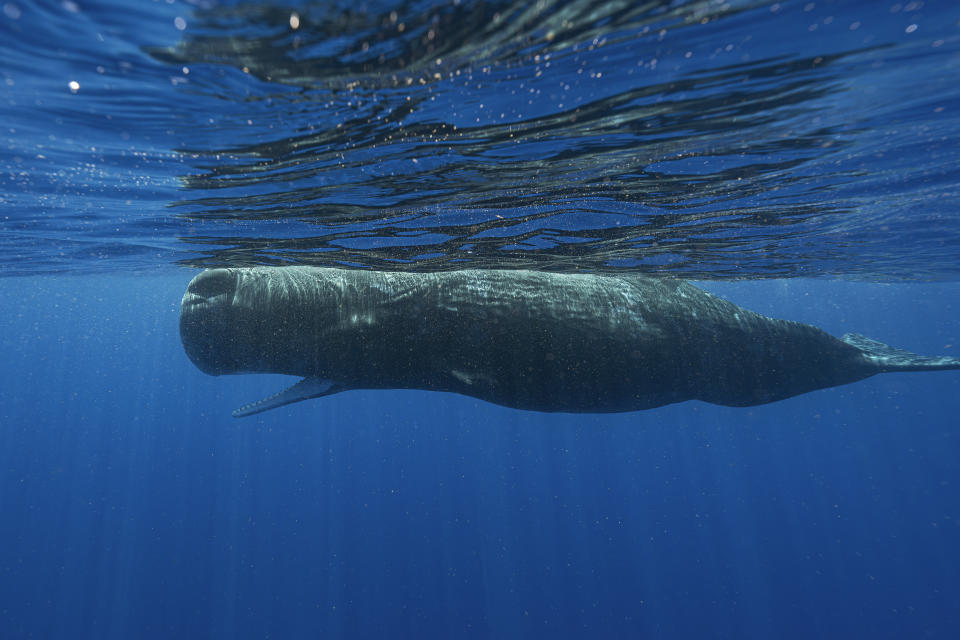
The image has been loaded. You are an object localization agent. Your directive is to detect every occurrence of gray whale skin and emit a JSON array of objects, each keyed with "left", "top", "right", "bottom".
[{"left": 179, "top": 267, "right": 960, "bottom": 418}]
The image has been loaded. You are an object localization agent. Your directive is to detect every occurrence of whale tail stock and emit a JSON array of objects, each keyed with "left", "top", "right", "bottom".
[{"left": 842, "top": 333, "right": 960, "bottom": 373}]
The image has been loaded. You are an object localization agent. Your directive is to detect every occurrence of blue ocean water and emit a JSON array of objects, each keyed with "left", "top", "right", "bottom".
[{"left": 2, "top": 1, "right": 960, "bottom": 638}]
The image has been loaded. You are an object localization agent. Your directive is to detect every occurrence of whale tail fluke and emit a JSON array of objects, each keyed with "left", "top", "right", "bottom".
[{"left": 842, "top": 333, "right": 960, "bottom": 373}]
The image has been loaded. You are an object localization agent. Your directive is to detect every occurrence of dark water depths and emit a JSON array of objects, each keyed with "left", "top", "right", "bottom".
[
  {"left": 3, "top": 274, "right": 960, "bottom": 639},
  {"left": 2, "top": 0, "right": 959, "bottom": 277}
]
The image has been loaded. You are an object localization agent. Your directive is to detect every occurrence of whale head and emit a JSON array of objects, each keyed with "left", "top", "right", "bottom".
[
  {"left": 180, "top": 268, "right": 259, "bottom": 375},
  {"left": 180, "top": 267, "right": 351, "bottom": 378}
]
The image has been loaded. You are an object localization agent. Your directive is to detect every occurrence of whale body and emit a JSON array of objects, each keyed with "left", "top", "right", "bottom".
[{"left": 179, "top": 267, "right": 960, "bottom": 417}]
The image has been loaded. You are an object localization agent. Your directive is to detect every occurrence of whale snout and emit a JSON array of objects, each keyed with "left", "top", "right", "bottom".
[
  {"left": 181, "top": 268, "right": 237, "bottom": 310},
  {"left": 180, "top": 269, "right": 243, "bottom": 376}
]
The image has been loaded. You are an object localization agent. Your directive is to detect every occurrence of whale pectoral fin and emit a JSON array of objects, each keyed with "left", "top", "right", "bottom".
[{"left": 232, "top": 377, "right": 344, "bottom": 418}]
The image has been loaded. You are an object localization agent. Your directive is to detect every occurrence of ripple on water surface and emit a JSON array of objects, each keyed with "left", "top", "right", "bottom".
[{"left": 2, "top": 0, "right": 959, "bottom": 278}]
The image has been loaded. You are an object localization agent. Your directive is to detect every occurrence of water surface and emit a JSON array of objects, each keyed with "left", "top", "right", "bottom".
[{"left": 3, "top": 0, "right": 959, "bottom": 277}]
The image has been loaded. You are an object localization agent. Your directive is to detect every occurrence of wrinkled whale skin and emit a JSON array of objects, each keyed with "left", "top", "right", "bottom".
[{"left": 179, "top": 267, "right": 960, "bottom": 416}]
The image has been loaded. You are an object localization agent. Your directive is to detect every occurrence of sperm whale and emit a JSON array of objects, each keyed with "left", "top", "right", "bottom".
[{"left": 179, "top": 267, "right": 960, "bottom": 417}]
